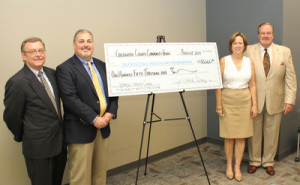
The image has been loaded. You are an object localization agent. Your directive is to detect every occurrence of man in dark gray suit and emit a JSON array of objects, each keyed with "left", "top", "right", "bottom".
[
  {"left": 56, "top": 29, "right": 118, "bottom": 185},
  {"left": 3, "top": 37, "right": 67, "bottom": 185}
]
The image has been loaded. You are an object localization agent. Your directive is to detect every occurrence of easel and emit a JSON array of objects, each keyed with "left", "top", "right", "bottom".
[{"left": 135, "top": 35, "right": 211, "bottom": 185}]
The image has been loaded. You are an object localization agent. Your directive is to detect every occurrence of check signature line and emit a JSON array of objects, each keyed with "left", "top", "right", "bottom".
[{"left": 170, "top": 67, "right": 197, "bottom": 74}]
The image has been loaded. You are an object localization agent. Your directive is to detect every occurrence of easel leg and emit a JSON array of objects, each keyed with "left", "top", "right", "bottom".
[
  {"left": 295, "top": 131, "right": 300, "bottom": 162},
  {"left": 135, "top": 94, "right": 152, "bottom": 185},
  {"left": 144, "top": 94, "right": 156, "bottom": 175},
  {"left": 179, "top": 91, "right": 211, "bottom": 185}
]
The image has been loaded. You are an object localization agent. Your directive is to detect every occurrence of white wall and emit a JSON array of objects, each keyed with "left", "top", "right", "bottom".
[{"left": 0, "top": 0, "right": 207, "bottom": 184}]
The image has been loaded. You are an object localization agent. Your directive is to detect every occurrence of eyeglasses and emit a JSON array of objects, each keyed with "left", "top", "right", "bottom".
[{"left": 23, "top": 49, "right": 46, "bottom": 55}]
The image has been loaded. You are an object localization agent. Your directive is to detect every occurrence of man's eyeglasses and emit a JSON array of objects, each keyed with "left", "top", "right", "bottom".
[{"left": 23, "top": 49, "right": 46, "bottom": 55}]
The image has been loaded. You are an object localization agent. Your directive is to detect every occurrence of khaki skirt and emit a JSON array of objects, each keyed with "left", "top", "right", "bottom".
[{"left": 219, "top": 88, "right": 253, "bottom": 138}]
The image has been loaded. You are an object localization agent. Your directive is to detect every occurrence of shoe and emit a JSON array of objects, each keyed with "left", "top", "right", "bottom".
[
  {"left": 265, "top": 166, "right": 275, "bottom": 176},
  {"left": 226, "top": 172, "right": 234, "bottom": 180},
  {"left": 234, "top": 174, "right": 242, "bottom": 182},
  {"left": 247, "top": 165, "right": 258, "bottom": 173}
]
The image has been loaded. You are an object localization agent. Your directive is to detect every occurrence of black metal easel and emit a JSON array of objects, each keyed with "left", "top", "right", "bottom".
[{"left": 135, "top": 35, "right": 210, "bottom": 185}]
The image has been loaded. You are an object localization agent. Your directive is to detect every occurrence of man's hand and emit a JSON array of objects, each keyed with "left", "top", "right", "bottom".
[
  {"left": 284, "top": 103, "right": 294, "bottom": 115},
  {"left": 93, "top": 116, "right": 108, "bottom": 129},
  {"left": 93, "top": 113, "right": 113, "bottom": 128},
  {"left": 102, "top": 112, "right": 113, "bottom": 123}
]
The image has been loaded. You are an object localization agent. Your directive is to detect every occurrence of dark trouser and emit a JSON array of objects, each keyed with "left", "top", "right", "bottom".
[{"left": 24, "top": 146, "right": 67, "bottom": 185}]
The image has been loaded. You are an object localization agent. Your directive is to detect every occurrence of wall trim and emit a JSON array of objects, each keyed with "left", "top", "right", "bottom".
[{"left": 107, "top": 137, "right": 207, "bottom": 176}]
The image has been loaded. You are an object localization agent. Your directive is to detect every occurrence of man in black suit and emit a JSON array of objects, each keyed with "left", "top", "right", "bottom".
[
  {"left": 3, "top": 37, "right": 67, "bottom": 185},
  {"left": 56, "top": 29, "right": 118, "bottom": 185}
]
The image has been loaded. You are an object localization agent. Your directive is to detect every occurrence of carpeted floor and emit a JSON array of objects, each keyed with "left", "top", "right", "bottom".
[{"left": 106, "top": 142, "right": 300, "bottom": 185}]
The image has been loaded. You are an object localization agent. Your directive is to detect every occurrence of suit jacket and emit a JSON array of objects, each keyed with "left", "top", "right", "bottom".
[
  {"left": 56, "top": 54, "right": 118, "bottom": 144},
  {"left": 245, "top": 43, "right": 297, "bottom": 114},
  {"left": 3, "top": 64, "right": 63, "bottom": 159}
]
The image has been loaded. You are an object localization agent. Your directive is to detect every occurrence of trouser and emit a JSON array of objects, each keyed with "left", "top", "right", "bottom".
[
  {"left": 248, "top": 106, "right": 282, "bottom": 167},
  {"left": 24, "top": 146, "right": 67, "bottom": 185},
  {"left": 68, "top": 130, "right": 109, "bottom": 185}
]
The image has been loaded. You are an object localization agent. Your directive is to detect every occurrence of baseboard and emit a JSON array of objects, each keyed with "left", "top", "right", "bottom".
[
  {"left": 107, "top": 137, "right": 207, "bottom": 176},
  {"left": 205, "top": 137, "right": 224, "bottom": 146},
  {"left": 275, "top": 146, "right": 297, "bottom": 161}
]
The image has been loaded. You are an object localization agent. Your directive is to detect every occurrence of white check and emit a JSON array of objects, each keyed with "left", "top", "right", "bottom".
[{"left": 104, "top": 42, "right": 222, "bottom": 97}]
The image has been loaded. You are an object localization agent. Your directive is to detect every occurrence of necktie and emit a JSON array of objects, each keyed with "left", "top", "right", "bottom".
[
  {"left": 263, "top": 48, "right": 270, "bottom": 77},
  {"left": 38, "top": 71, "right": 58, "bottom": 114},
  {"left": 87, "top": 61, "right": 107, "bottom": 116}
]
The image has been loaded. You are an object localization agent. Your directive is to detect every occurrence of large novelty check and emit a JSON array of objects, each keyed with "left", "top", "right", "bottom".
[{"left": 104, "top": 42, "right": 222, "bottom": 97}]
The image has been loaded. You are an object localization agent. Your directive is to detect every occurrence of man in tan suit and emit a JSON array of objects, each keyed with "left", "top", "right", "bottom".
[{"left": 245, "top": 22, "right": 297, "bottom": 176}]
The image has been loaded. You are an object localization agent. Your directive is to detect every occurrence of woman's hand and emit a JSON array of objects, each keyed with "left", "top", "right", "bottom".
[
  {"left": 251, "top": 105, "right": 258, "bottom": 118},
  {"left": 216, "top": 106, "right": 224, "bottom": 117}
]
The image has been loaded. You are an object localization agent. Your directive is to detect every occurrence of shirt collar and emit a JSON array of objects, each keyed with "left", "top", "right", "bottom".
[
  {"left": 76, "top": 54, "right": 94, "bottom": 65},
  {"left": 27, "top": 65, "right": 44, "bottom": 77},
  {"left": 260, "top": 43, "right": 273, "bottom": 53}
]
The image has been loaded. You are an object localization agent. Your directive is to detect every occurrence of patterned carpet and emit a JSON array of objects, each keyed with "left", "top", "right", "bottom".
[{"left": 106, "top": 142, "right": 300, "bottom": 185}]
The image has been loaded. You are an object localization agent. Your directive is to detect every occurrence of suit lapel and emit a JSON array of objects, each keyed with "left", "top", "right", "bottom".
[
  {"left": 71, "top": 55, "right": 98, "bottom": 97},
  {"left": 253, "top": 44, "right": 267, "bottom": 79},
  {"left": 24, "top": 65, "right": 58, "bottom": 115},
  {"left": 269, "top": 43, "right": 279, "bottom": 77}
]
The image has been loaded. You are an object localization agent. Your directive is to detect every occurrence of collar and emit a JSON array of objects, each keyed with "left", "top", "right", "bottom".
[
  {"left": 260, "top": 43, "right": 273, "bottom": 53},
  {"left": 75, "top": 54, "right": 94, "bottom": 65},
  {"left": 27, "top": 65, "right": 44, "bottom": 77}
]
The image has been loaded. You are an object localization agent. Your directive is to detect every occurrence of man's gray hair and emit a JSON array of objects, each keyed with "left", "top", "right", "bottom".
[
  {"left": 258, "top": 22, "right": 274, "bottom": 34},
  {"left": 21, "top": 37, "right": 45, "bottom": 52},
  {"left": 73, "top": 29, "right": 93, "bottom": 43}
]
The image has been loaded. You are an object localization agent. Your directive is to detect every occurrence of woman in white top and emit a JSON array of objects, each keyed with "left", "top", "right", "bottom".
[{"left": 216, "top": 32, "right": 258, "bottom": 182}]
